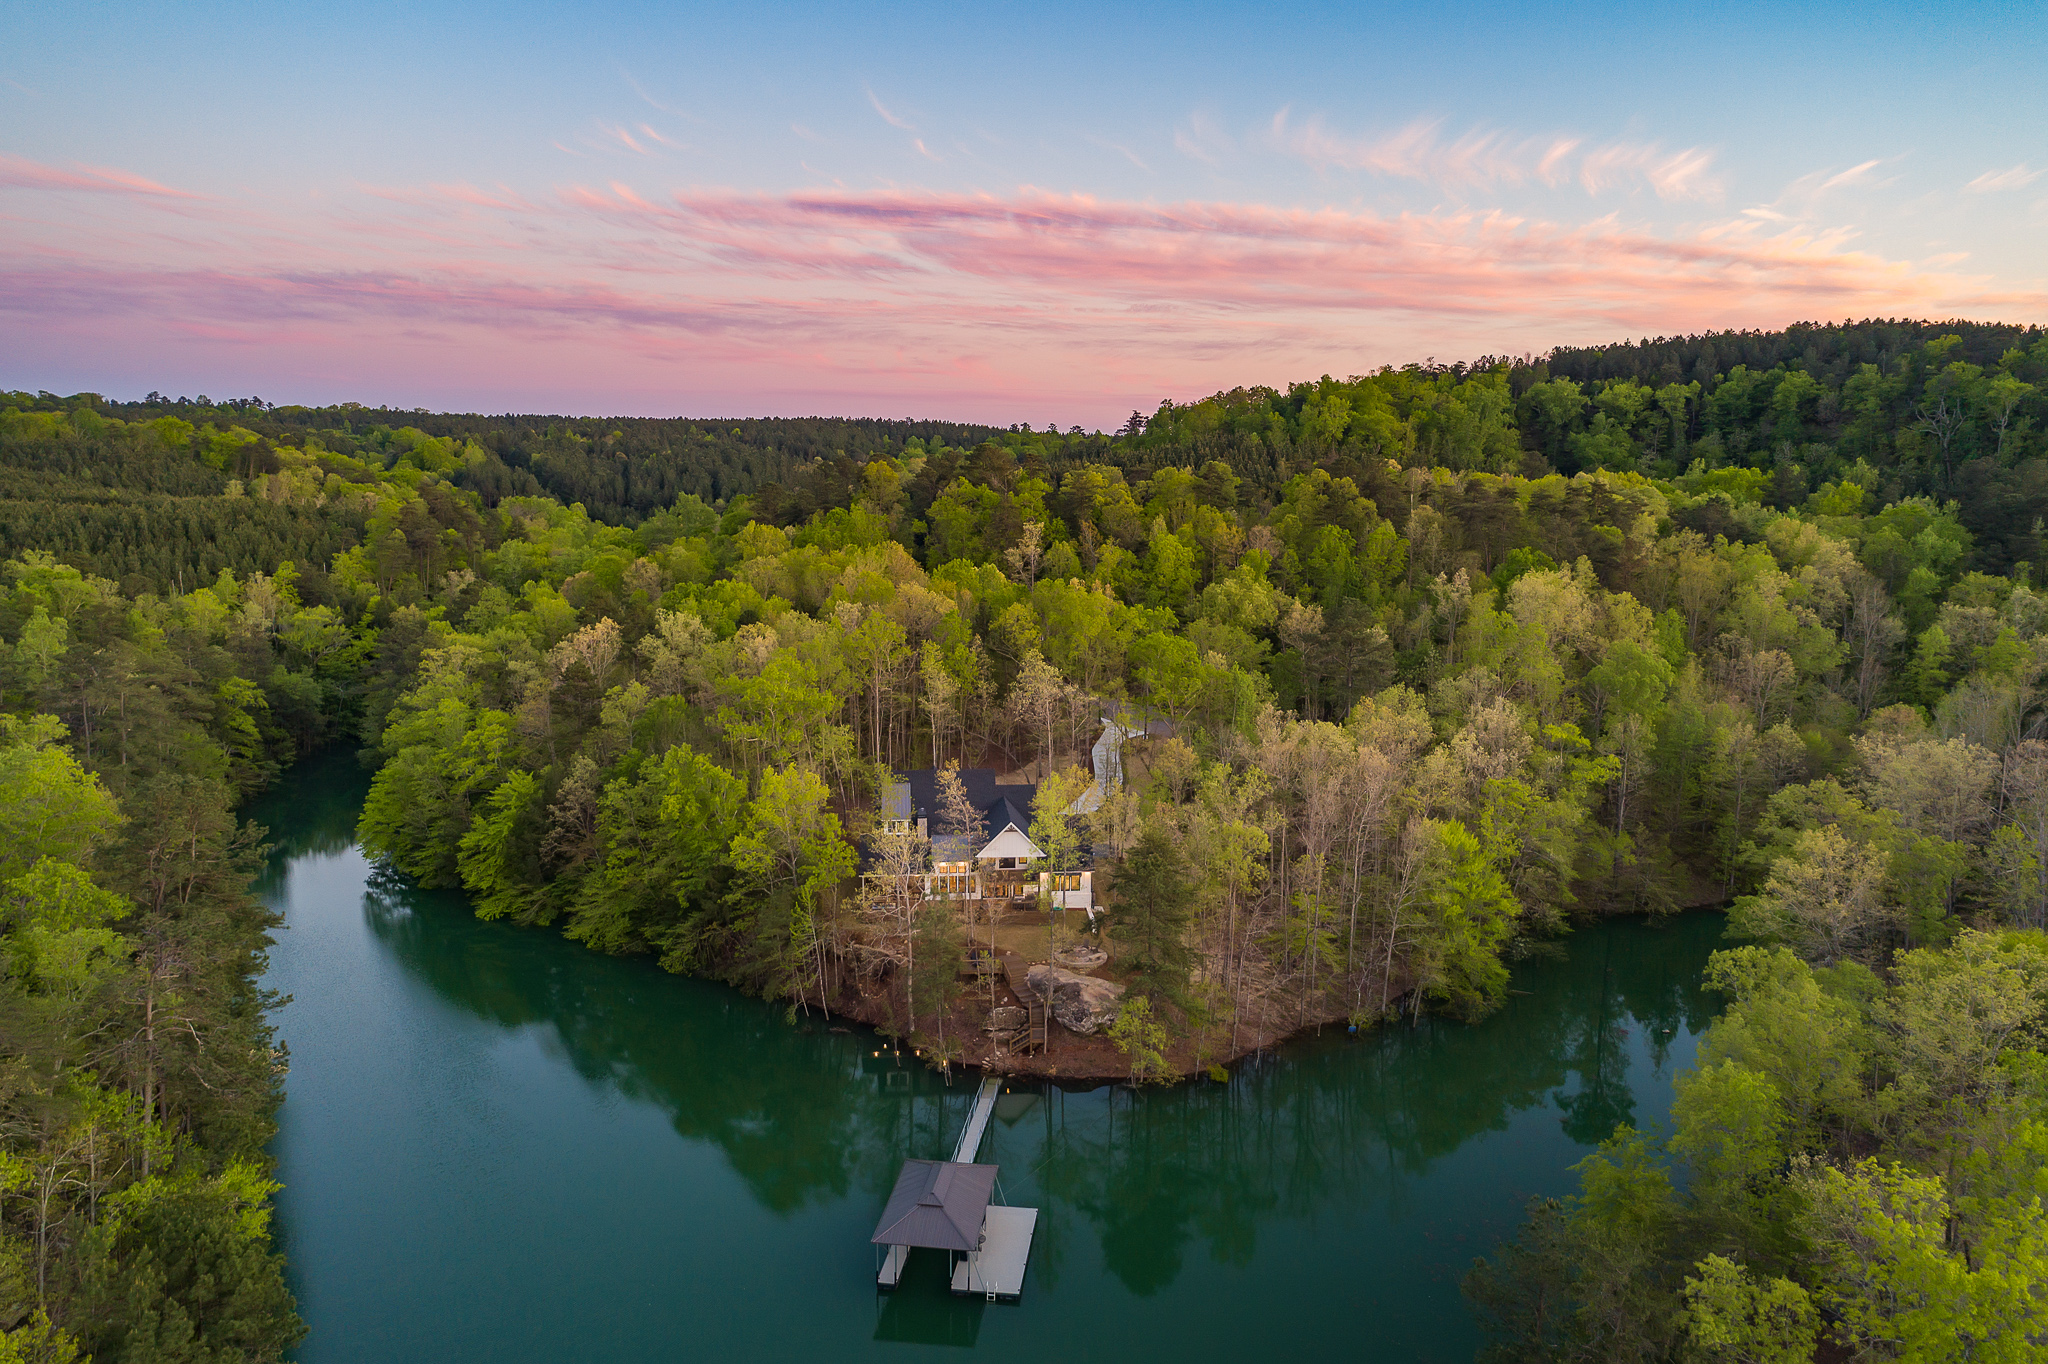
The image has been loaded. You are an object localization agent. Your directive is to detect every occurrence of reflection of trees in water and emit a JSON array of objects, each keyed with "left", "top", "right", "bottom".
[
  {"left": 245, "top": 748, "right": 375, "bottom": 896},
  {"left": 362, "top": 867, "right": 974, "bottom": 1214},
  {"left": 354, "top": 845, "right": 1724, "bottom": 1297},
  {"left": 1033, "top": 916, "right": 1726, "bottom": 1296}
]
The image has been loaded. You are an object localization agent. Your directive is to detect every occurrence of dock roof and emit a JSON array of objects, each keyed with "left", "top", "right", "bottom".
[{"left": 871, "top": 1160, "right": 998, "bottom": 1251}]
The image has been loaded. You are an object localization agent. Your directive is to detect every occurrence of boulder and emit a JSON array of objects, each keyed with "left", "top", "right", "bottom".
[
  {"left": 984, "top": 1006, "right": 1029, "bottom": 1033},
  {"left": 1025, "top": 964, "right": 1125, "bottom": 1036}
]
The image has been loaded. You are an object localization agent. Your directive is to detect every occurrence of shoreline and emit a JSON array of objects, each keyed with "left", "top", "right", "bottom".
[{"left": 824, "top": 904, "right": 1733, "bottom": 1084}]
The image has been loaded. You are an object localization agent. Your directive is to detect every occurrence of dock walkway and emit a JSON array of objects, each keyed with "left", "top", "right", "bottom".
[{"left": 951, "top": 1076, "right": 1000, "bottom": 1163}]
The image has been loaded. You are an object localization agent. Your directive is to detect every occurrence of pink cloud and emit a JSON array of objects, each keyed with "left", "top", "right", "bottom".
[
  {"left": 0, "top": 152, "right": 201, "bottom": 199},
  {"left": 3, "top": 174, "right": 2042, "bottom": 424}
]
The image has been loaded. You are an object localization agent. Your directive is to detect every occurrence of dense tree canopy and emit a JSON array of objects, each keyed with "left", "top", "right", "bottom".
[{"left": 5, "top": 316, "right": 2048, "bottom": 1357}]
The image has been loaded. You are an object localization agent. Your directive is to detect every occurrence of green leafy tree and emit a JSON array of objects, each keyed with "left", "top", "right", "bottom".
[
  {"left": 1679, "top": 1255, "right": 1818, "bottom": 1364},
  {"left": 1107, "top": 994, "right": 1172, "bottom": 1084},
  {"left": 1410, "top": 818, "right": 1519, "bottom": 1018},
  {"left": 726, "top": 766, "right": 857, "bottom": 1004}
]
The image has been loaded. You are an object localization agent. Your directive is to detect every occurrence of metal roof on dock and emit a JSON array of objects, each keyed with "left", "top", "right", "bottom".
[{"left": 871, "top": 1160, "right": 998, "bottom": 1251}]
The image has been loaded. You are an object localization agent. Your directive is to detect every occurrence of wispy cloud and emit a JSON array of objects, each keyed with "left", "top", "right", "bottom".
[
  {"left": 0, "top": 152, "right": 201, "bottom": 199},
  {"left": 865, "top": 87, "right": 916, "bottom": 132},
  {"left": 1967, "top": 164, "right": 2043, "bottom": 192},
  {"left": 1267, "top": 114, "right": 1722, "bottom": 200},
  {"left": 1084, "top": 134, "right": 1150, "bottom": 173},
  {"left": 619, "top": 69, "right": 696, "bottom": 121},
  {"left": 1172, "top": 112, "right": 1232, "bottom": 166},
  {"left": 1735, "top": 156, "right": 1904, "bottom": 238},
  {"left": 593, "top": 122, "right": 650, "bottom": 155},
  {"left": 1816, "top": 160, "right": 1883, "bottom": 192}
]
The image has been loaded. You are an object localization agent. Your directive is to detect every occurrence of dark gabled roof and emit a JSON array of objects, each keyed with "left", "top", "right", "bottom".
[
  {"left": 896, "top": 768, "right": 1037, "bottom": 841},
  {"left": 931, "top": 834, "right": 980, "bottom": 865},
  {"left": 985, "top": 795, "right": 1033, "bottom": 836},
  {"left": 871, "top": 1160, "right": 998, "bottom": 1250}
]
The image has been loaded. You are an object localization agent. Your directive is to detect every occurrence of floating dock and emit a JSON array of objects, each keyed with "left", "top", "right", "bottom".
[{"left": 950, "top": 1205, "right": 1037, "bottom": 1300}]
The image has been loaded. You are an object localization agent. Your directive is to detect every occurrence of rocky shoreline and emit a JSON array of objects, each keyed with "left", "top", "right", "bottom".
[{"left": 827, "top": 950, "right": 1386, "bottom": 1084}]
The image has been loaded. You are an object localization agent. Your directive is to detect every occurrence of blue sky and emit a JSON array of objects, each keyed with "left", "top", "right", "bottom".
[{"left": 5, "top": 1, "right": 2044, "bottom": 423}]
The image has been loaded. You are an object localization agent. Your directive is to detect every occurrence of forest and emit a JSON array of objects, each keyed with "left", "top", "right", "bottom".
[{"left": 2, "top": 314, "right": 2047, "bottom": 1358}]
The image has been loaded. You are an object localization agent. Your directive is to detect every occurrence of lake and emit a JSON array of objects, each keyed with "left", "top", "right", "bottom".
[{"left": 250, "top": 746, "right": 1723, "bottom": 1363}]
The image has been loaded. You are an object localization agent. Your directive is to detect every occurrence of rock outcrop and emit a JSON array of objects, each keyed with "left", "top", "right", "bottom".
[
  {"left": 984, "top": 1005, "right": 1029, "bottom": 1032},
  {"left": 1025, "top": 964, "right": 1125, "bottom": 1035}
]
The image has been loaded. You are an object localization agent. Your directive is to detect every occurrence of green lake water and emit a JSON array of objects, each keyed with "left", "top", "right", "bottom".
[{"left": 249, "top": 747, "right": 1725, "bottom": 1363}]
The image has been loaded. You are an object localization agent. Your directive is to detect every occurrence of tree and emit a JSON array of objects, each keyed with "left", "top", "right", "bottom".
[
  {"left": 1799, "top": 1159, "right": 2048, "bottom": 1362},
  {"left": 0, "top": 1312, "right": 88, "bottom": 1364},
  {"left": 727, "top": 766, "right": 857, "bottom": 1006},
  {"left": 456, "top": 770, "right": 544, "bottom": 922},
  {"left": 1465, "top": 1129, "right": 1683, "bottom": 1363},
  {"left": 1525, "top": 378, "right": 1588, "bottom": 466},
  {"left": 858, "top": 811, "right": 929, "bottom": 1035},
  {"left": 919, "top": 644, "right": 960, "bottom": 768},
  {"left": 1030, "top": 766, "right": 1092, "bottom": 941},
  {"left": 1680, "top": 1255, "right": 1818, "bottom": 1364},
  {"left": 565, "top": 743, "right": 745, "bottom": 958},
  {"left": 79, "top": 1163, "right": 304, "bottom": 1363},
  {"left": 1107, "top": 994, "right": 1171, "bottom": 1084},
  {"left": 1409, "top": 818, "right": 1519, "bottom": 1018},
  {"left": 0, "top": 721, "right": 122, "bottom": 882},
  {"left": 909, "top": 899, "right": 962, "bottom": 1058},
  {"left": 1727, "top": 825, "right": 1894, "bottom": 968},
  {"left": 1106, "top": 826, "right": 1195, "bottom": 998},
  {"left": 1008, "top": 649, "right": 1066, "bottom": 779}
]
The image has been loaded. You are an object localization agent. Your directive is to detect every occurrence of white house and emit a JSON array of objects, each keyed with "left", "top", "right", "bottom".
[{"left": 879, "top": 771, "right": 1094, "bottom": 913}]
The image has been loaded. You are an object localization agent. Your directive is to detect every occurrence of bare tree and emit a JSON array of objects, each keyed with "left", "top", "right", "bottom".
[
  {"left": 1916, "top": 392, "right": 1965, "bottom": 485},
  {"left": 920, "top": 644, "right": 960, "bottom": 768},
  {"left": 1842, "top": 571, "right": 1904, "bottom": 718},
  {"left": 1002, "top": 521, "right": 1046, "bottom": 586},
  {"left": 1009, "top": 649, "right": 1066, "bottom": 779}
]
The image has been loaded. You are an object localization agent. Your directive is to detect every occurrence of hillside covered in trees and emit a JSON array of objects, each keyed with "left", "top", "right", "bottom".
[{"left": 3, "top": 315, "right": 2048, "bottom": 1358}]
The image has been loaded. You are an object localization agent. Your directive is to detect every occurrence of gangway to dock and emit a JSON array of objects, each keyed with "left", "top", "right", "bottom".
[{"left": 951, "top": 1076, "right": 999, "bottom": 1163}]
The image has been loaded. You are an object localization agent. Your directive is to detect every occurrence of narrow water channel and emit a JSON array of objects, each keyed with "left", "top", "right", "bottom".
[{"left": 250, "top": 747, "right": 1725, "bottom": 1363}]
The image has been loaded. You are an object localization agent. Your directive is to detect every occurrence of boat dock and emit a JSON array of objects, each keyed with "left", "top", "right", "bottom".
[{"left": 872, "top": 1075, "right": 1038, "bottom": 1302}]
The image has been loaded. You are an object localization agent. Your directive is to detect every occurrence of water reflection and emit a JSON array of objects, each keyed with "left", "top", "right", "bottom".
[
  {"left": 360, "top": 865, "right": 977, "bottom": 1216},
  {"left": 244, "top": 748, "right": 372, "bottom": 882},
  {"left": 351, "top": 836, "right": 1719, "bottom": 1300},
  {"left": 873, "top": 1253, "right": 984, "bottom": 1346}
]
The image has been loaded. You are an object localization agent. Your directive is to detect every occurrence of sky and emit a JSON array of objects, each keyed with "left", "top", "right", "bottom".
[{"left": 4, "top": 0, "right": 2046, "bottom": 428}]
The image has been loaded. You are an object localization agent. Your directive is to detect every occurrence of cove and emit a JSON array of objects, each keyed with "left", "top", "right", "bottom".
[{"left": 251, "top": 747, "right": 1726, "bottom": 1363}]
